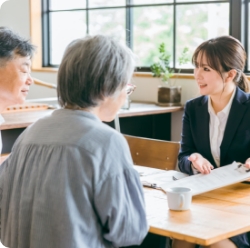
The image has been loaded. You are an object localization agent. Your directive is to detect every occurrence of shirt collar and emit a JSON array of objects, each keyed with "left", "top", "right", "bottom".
[
  {"left": 208, "top": 87, "right": 236, "bottom": 116},
  {"left": 208, "top": 97, "right": 215, "bottom": 115}
]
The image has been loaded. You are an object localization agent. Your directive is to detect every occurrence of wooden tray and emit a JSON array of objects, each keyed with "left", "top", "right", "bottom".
[{"left": 2, "top": 103, "right": 49, "bottom": 113}]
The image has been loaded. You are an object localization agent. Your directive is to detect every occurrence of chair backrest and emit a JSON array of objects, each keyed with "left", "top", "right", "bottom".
[{"left": 124, "top": 135, "right": 180, "bottom": 170}]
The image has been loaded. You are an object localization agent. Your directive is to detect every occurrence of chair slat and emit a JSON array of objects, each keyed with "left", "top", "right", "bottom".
[{"left": 124, "top": 135, "right": 180, "bottom": 170}]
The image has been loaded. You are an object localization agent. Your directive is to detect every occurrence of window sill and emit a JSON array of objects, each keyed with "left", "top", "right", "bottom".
[
  {"left": 31, "top": 68, "right": 250, "bottom": 81},
  {"left": 32, "top": 67, "right": 58, "bottom": 73},
  {"left": 31, "top": 67, "right": 195, "bottom": 79},
  {"left": 133, "top": 72, "right": 195, "bottom": 79}
]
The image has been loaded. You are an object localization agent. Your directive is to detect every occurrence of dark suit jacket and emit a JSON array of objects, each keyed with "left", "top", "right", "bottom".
[{"left": 178, "top": 87, "right": 250, "bottom": 175}]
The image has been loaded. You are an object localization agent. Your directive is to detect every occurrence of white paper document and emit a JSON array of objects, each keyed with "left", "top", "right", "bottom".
[
  {"left": 161, "top": 161, "right": 250, "bottom": 195},
  {"left": 134, "top": 165, "right": 189, "bottom": 189}
]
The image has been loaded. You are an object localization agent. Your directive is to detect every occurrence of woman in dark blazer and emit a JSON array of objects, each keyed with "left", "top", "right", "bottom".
[{"left": 175, "top": 36, "right": 250, "bottom": 248}]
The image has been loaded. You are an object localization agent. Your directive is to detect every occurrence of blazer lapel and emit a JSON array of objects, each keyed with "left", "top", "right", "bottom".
[
  {"left": 195, "top": 97, "right": 216, "bottom": 166},
  {"left": 220, "top": 88, "right": 248, "bottom": 164}
]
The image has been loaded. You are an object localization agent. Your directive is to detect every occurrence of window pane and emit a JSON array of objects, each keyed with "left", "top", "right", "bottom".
[
  {"left": 50, "top": 11, "right": 86, "bottom": 65},
  {"left": 176, "top": 3, "right": 229, "bottom": 68},
  {"left": 132, "top": 0, "right": 173, "bottom": 4},
  {"left": 133, "top": 6, "right": 173, "bottom": 67},
  {"left": 50, "top": 0, "right": 86, "bottom": 10},
  {"left": 89, "top": 0, "right": 125, "bottom": 8},
  {"left": 89, "top": 9, "right": 126, "bottom": 42}
]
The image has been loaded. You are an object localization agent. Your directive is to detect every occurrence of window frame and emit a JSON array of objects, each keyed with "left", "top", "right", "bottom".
[{"left": 30, "top": 0, "right": 248, "bottom": 73}]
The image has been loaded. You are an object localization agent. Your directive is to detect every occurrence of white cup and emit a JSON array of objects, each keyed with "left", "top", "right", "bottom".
[{"left": 166, "top": 187, "right": 192, "bottom": 211}]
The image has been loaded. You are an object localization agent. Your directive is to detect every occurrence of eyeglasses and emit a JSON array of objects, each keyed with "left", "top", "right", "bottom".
[{"left": 126, "top": 83, "right": 136, "bottom": 96}]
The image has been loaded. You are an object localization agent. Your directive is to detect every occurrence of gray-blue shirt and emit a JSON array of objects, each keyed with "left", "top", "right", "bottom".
[{"left": 0, "top": 109, "right": 148, "bottom": 248}]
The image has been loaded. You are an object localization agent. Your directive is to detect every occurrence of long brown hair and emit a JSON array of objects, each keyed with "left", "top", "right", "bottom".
[{"left": 192, "top": 36, "right": 249, "bottom": 93}]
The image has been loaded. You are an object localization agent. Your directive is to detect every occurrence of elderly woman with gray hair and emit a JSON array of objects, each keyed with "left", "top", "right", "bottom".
[{"left": 0, "top": 35, "right": 148, "bottom": 248}]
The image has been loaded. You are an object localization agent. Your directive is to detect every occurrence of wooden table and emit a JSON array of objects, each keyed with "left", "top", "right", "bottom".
[
  {"left": 118, "top": 102, "right": 182, "bottom": 118},
  {"left": 136, "top": 166, "right": 250, "bottom": 246}
]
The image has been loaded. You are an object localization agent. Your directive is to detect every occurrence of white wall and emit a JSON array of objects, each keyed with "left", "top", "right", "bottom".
[
  {"left": 0, "top": 0, "right": 30, "bottom": 37},
  {"left": 130, "top": 77, "right": 199, "bottom": 105},
  {"left": 130, "top": 77, "right": 199, "bottom": 141},
  {"left": 0, "top": 0, "right": 58, "bottom": 99},
  {"left": 0, "top": 0, "right": 199, "bottom": 141}
]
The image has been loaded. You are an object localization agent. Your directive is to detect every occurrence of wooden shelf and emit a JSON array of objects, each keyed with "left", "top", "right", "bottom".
[{"left": 1, "top": 102, "right": 182, "bottom": 131}]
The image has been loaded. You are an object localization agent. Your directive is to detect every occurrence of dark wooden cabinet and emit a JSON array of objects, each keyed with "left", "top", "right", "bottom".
[
  {"left": 105, "top": 113, "right": 171, "bottom": 140},
  {"left": 2, "top": 128, "right": 26, "bottom": 154}
]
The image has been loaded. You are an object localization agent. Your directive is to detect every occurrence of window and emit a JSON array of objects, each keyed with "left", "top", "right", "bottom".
[{"left": 39, "top": 0, "right": 248, "bottom": 72}]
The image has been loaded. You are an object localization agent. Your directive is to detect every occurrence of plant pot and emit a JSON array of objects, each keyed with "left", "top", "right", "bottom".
[{"left": 157, "top": 86, "right": 182, "bottom": 106}]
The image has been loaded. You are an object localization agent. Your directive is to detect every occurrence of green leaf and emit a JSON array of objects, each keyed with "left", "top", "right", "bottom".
[
  {"left": 150, "top": 44, "right": 189, "bottom": 85},
  {"left": 150, "top": 43, "right": 172, "bottom": 83},
  {"left": 178, "top": 47, "right": 189, "bottom": 66}
]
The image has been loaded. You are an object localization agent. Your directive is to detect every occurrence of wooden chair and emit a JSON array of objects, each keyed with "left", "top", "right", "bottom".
[{"left": 124, "top": 135, "right": 180, "bottom": 170}]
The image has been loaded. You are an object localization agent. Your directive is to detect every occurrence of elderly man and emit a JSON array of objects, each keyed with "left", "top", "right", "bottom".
[{"left": 0, "top": 27, "right": 35, "bottom": 154}]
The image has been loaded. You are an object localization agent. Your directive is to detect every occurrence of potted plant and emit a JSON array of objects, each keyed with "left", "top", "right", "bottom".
[{"left": 150, "top": 43, "right": 189, "bottom": 106}]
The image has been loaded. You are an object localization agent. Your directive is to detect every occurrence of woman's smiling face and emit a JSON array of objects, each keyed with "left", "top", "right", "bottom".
[{"left": 194, "top": 52, "right": 225, "bottom": 97}]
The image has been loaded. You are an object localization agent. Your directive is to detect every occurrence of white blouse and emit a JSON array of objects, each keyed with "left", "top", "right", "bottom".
[
  {"left": 208, "top": 88, "right": 236, "bottom": 167},
  {"left": 192, "top": 89, "right": 236, "bottom": 174}
]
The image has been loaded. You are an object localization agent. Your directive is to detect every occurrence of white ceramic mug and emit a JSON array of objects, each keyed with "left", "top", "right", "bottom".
[{"left": 166, "top": 187, "right": 192, "bottom": 211}]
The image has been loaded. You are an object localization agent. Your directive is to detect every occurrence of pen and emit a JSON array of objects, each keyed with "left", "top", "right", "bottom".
[
  {"left": 236, "top": 163, "right": 250, "bottom": 172},
  {"left": 142, "top": 181, "right": 158, "bottom": 189}
]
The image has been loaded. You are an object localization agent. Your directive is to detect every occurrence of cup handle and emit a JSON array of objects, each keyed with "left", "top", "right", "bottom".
[{"left": 179, "top": 194, "right": 184, "bottom": 208}]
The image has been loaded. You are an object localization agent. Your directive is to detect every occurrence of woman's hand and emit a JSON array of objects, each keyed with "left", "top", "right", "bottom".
[
  {"left": 188, "top": 153, "right": 214, "bottom": 174},
  {"left": 244, "top": 158, "right": 250, "bottom": 169}
]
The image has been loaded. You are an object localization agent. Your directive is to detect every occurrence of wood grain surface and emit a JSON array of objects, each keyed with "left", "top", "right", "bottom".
[{"left": 137, "top": 166, "right": 250, "bottom": 246}]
